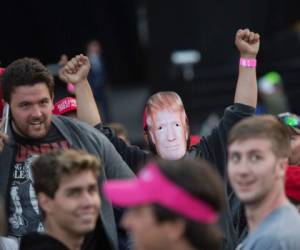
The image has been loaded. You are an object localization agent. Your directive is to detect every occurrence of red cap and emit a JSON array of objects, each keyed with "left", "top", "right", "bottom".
[
  {"left": 52, "top": 97, "right": 77, "bottom": 115},
  {"left": 189, "top": 134, "right": 201, "bottom": 148},
  {"left": 285, "top": 165, "right": 300, "bottom": 202},
  {"left": 0, "top": 67, "right": 5, "bottom": 75}
]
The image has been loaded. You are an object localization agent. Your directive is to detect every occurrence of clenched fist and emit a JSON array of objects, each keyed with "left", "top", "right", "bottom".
[{"left": 235, "top": 29, "right": 260, "bottom": 58}]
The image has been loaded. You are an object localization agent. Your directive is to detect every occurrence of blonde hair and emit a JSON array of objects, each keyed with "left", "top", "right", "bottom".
[{"left": 145, "top": 91, "right": 186, "bottom": 129}]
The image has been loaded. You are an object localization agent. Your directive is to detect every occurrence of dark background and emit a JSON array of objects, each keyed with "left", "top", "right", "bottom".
[
  {"left": 0, "top": 0, "right": 143, "bottom": 84},
  {"left": 1, "top": 0, "right": 300, "bottom": 143}
]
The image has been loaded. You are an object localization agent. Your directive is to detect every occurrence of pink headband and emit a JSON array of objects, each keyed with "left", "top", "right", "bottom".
[{"left": 103, "top": 163, "right": 218, "bottom": 224}]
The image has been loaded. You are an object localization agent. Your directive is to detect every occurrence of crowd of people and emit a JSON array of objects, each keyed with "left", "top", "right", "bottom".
[{"left": 0, "top": 28, "right": 299, "bottom": 250}]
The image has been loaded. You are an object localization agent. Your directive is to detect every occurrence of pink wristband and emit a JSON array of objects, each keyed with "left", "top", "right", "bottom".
[{"left": 240, "top": 58, "right": 257, "bottom": 68}]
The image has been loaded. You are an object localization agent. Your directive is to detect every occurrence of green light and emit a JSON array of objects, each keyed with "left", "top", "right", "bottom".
[{"left": 284, "top": 116, "right": 299, "bottom": 128}]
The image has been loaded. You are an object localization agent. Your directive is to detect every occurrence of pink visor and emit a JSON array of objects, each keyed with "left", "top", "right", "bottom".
[
  {"left": 103, "top": 163, "right": 218, "bottom": 224},
  {"left": 52, "top": 97, "right": 77, "bottom": 115}
]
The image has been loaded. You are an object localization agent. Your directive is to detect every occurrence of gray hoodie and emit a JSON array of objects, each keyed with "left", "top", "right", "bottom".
[{"left": 0, "top": 115, "right": 134, "bottom": 250}]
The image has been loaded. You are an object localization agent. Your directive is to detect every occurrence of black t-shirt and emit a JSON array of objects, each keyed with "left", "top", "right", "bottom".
[
  {"left": 8, "top": 123, "right": 116, "bottom": 249},
  {"left": 20, "top": 232, "right": 70, "bottom": 250},
  {"left": 7, "top": 124, "right": 70, "bottom": 237},
  {"left": 82, "top": 218, "right": 114, "bottom": 250}
]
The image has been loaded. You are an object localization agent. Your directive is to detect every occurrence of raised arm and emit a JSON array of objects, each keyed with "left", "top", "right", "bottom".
[
  {"left": 194, "top": 29, "right": 260, "bottom": 178},
  {"left": 234, "top": 29, "right": 260, "bottom": 108},
  {"left": 60, "top": 55, "right": 148, "bottom": 171},
  {"left": 60, "top": 54, "right": 101, "bottom": 126}
]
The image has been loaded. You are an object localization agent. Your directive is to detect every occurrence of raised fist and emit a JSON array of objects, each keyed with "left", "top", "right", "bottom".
[
  {"left": 60, "top": 54, "right": 91, "bottom": 85},
  {"left": 235, "top": 29, "right": 260, "bottom": 58}
]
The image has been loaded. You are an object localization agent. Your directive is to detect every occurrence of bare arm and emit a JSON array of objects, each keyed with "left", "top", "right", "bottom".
[
  {"left": 60, "top": 54, "right": 101, "bottom": 126},
  {"left": 234, "top": 29, "right": 260, "bottom": 108},
  {"left": 75, "top": 79, "right": 101, "bottom": 126}
]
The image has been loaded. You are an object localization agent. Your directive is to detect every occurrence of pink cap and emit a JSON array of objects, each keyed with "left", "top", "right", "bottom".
[
  {"left": 52, "top": 97, "right": 77, "bottom": 115},
  {"left": 189, "top": 134, "right": 201, "bottom": 148},
  {"left": 103, "top": 162, "right": 218, "bottom": 224}
]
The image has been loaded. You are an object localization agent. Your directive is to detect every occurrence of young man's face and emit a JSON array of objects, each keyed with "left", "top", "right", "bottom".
[
  {"left": 228, "top": 138, "right": 285, "bottom": 206},
  {"left": 43, "top": 170, "right": 100, "bottom": 236},
  {"left": 148, "top": 109, "right": 188, "bottom": 160},
  {"left": 10, "top": 83, "right": 53, "bottom": 139},
  {"left": 121, "top": 205, "right": 175, "bottom": 250}
]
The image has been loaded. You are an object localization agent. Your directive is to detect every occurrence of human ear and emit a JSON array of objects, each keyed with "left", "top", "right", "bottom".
[
  {"left": 278, "top": 158, "right": 288, "bottom": 178},
  {"left": 38, "top": 193, "right": 53, "bottom": 215}
]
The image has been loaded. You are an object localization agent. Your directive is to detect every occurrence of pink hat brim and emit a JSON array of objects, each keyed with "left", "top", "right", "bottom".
[{"left": 103, "top": 178, "right": 153, "bottom": 207}]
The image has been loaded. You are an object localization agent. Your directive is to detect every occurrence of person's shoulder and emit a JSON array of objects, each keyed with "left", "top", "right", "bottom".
[
  {"left": 53, "top": 114, "right": 89, "bottom": 127},
  {"left": 20, "top": 232, "right": 69, "bottom": 250},
  {"left": 52, "top": 115, "right": 114, "bottom": 151},
  {"left": 53, "top": 115, "right": 104, "bottom": 135},
  {"left": 253, "top": 205, "right": 300, "bottom": 244},
  {"left": 277, "top": 204, "right": 300, "bottom": 230},
  {"left": 226, "top": 103, "right": 255, "bottom": 114},
  {"left": 250, "top": 234, "right": 300, "bottom": 250},
  {"left": 250, "top": 236, "right": 283, "bottom": 249},
  {"left": 0, "top": 237, "right": 18, "bottom": 250},
  {"left": 271, "top": 203, "right": 300, "bottom": 223}
]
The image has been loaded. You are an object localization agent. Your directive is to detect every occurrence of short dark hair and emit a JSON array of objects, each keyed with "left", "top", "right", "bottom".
[
  {"left": 228, "top": 115, "right": 291, "bottom": 158},
  {"left": 152, "top": 158, "right": 225, "bottom": 250},
  {"left": 32, "top": 149, "right": 101, "bottom": 198},
  {"left": 1, "top": 57, "right": 54, "bottom": 103}
]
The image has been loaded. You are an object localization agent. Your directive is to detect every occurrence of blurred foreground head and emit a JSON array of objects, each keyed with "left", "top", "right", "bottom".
[{"left": 104, "top": 158, "right": 225, "bottom": 250}]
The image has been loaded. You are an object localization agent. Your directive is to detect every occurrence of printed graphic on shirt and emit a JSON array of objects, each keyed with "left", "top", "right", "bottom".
[{"left": 8, "top": 140, "right": 69, "bottom": 237}]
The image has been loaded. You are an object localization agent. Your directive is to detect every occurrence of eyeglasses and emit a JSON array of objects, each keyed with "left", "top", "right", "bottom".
[{"left": 277, "top": 112, "right": 300, "bottom": 129}]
